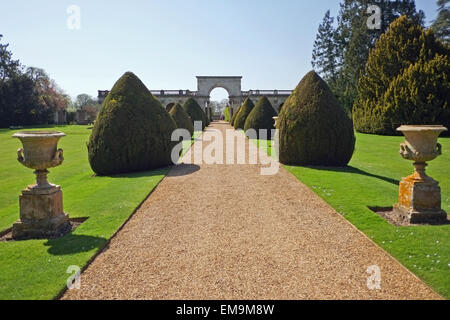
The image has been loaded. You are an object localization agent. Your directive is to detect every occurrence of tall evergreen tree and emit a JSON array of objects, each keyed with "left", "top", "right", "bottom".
[
  {"left": 353, "top": 16, "right": 450, "bottom": 135},
  {"left": 312, "top": 1, "right": 425, "bottom": 113},
  {"left": 312, "top": 11, "right": 339, "bottom": 84},
  {"left": 432, "top": 0, "right": 450, "bottom": 44},
  {"left": 0, "top": 34, "right": 21, "bottom": 82}
]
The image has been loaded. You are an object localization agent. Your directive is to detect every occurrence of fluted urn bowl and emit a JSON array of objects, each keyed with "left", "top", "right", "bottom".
[
  {"left": 13, "top": 131, "right": 65, "bottom": 170},
  {"left": 397, "top": 125, "right": 447, "bottom": 163}
]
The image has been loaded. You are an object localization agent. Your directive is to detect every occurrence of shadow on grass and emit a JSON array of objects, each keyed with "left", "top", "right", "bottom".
[
  {"left": 93, "top": 168, "right": 169, "bottom": 179},
  {"left": 304, "top": 165, "right": 400, "bottom": 186},
  {"left": 44, "top": 234, "right": 107, "bottom": 256}
]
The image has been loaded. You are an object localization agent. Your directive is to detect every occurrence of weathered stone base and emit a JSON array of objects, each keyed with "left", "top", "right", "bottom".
[
  {"left": 12, "top": 214, "right": 70, "bottom": 240},
  {"left": 393, "top": 175, "right": 447, "bottom": 224},
  {"left": 393, "top": 205, "right": 447, "bottom": 224},
  {"left": 12, "top": 186, "right": 70, "bottom": 240}
]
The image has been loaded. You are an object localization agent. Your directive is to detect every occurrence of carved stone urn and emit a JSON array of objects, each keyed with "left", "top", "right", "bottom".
[
  {"left": 12, "top": 131, "right": 70, "bottom": 239},
  {"left": 273, "top": 117, "right": 279, "bottom": 129},
  {"left": 394, "top": 125, "right": 448, "bottom": 224}
]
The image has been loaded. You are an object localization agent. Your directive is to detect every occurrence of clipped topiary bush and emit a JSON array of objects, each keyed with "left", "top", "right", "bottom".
[
  {"left": 244, "top": 96, "right": 277, "bottom": 138},
  {"left": 224, "top": 107, "right": 230, "bottom": 122},
  {"left": 182, "top": 97, "right": 206, "bottom": 130},
  {"left": 208, "top": 106, "right": 213, "bottom": 123},
  {"left": 231, "top": 105, "right": 240, "bottom": 126},
  {"left": 87, "top": 72, "right": 178, "bottom": 176},
  {"left": 169, "top": 103, "right": 194, "bottom": 137},
  {"left": 234, "top": 98, "right": 255, "bottom": 130},
  {"left": 202, "top": 107, "right": 210, "bottom": 126},
  {"left": 353, "top": 16, "right": 450, "bottom": 135},
  {"left": 278, "top": 71, "right": 355, "bottom": 166}
]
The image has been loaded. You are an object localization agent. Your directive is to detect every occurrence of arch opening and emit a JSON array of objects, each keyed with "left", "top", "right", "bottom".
[{"left": 209, "top": 87, "right": 230, "bottom": 121}]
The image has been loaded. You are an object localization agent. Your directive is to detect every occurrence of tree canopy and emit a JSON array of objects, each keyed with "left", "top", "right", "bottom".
[
  {"left": 353, "top": 16, "right": 450, "bottom": 135},
  {"left": 311, "top": 1, "right": 424, "bottom": 113},
  {"left": 0, "top": 35, "right": 69, "bottom": 127}
]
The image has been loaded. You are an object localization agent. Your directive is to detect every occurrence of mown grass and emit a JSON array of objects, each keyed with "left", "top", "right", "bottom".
[
  {"left": 0, "top": 125, "right": 198, "bottom": 300},
  {"left": 253, "top": 133, "right": 450, "bottom": 299}
]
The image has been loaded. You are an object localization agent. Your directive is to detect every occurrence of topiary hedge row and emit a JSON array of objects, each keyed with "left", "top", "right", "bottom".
[
  {"left": 233, "top": 98, "right": 255, "bottom": 130},
  {"left": 169, "top": 103, "right": 194, "bottom": 137},
  {"left": 183, "top": 97, "right": 206, "bottom": 131},
  {"left": 231, "top": 105, "right": 240, "bottom": 126},
  {"left": 244, "top": 96, "right": 277, "bottom": 138}
]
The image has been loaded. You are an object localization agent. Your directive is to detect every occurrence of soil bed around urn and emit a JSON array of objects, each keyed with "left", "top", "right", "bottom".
[
  {"left": 368, "top": 206, "right": 450, "bottom": 227},
  {"left": 0, "top": 217, "right": 89, "bottom": 242}
]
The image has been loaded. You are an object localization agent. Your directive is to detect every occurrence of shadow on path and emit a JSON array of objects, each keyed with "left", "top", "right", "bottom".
[{"left": 167, "top": 164, "right": 200, "bottom": 177}]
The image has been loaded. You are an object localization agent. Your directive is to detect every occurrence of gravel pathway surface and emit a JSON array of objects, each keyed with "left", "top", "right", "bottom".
[{"left": 63, "top": 122, "right": 440, "bottom": 300}]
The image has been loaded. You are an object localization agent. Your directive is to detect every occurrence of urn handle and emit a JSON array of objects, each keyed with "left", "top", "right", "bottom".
[
  {"left": 17, "top": 148, "right": 24, "bottom": 164},
  {"left": 53, "top": 148, "right": 64, "bottom": 163},
  {"left": 437, "top": 143, "right": 442, "bottom": 156},
  {"left": 399, "top": 143, "right": 416, "bottom": 160}
]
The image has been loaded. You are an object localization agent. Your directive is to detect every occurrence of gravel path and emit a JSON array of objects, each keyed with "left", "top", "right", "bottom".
[{"left": 63, "top": 122, "right": 440, "bottom": 300}]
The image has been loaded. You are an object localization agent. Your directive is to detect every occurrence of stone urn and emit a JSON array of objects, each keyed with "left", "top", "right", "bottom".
[
  {"left": 394, "top": 125, "right": 448, "bottom": 224},
  {"left": 12, "top": 131, "right": 70, "bottom": 239},
  {"left": 273, "top": 117, "right": 279, "bottom": 129}
]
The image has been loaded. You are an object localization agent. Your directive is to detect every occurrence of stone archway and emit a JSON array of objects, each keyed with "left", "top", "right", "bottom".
[{"left": 196, "top": 76, "right": 243, "bottom": 120}]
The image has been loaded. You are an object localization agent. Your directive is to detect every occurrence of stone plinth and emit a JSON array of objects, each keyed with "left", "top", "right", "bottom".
[
  {"left": 394, "top": 174, "right": 447, "bottom": 224},
  {"left": 12, "top": 185, "right": 69, "bottom": 240}
]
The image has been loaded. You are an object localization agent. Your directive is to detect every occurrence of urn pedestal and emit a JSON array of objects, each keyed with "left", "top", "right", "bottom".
[
  {"left": 12, "top": 131, "right": 70, "bottom": 239},
  {"left": 394, "top": 170, "right": 446, "bottom": 224},
  {"left": 13, "top": 186, "right": 69, "bottom": 239},
  {"left": 393, "top": 125, "right": 448, "bottom": 224}
]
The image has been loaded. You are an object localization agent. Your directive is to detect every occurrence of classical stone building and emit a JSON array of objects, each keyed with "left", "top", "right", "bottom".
[
  {"left": 98, "top": 76, "right": 292, "bottom": 119},
  {"left": 53, "top": 110, "right": 67, "bottom": 125}
]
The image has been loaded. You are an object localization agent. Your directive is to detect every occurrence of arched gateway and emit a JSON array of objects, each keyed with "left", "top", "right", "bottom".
[{"left": 98, "top": 76, "right": 292, "bottom": 119}]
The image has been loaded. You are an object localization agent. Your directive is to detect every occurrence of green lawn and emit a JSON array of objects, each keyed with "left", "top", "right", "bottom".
[
  {"left": 0, "top": 125, "right": 198, "bottom": 300},
  {"left": 253, "top": 133, "right": 450, "bottom": 299}
]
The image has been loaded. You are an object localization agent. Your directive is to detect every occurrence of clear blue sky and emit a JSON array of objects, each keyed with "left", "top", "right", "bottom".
[{"left": 0, "top": 0, "right": 438, "bottom": 101}]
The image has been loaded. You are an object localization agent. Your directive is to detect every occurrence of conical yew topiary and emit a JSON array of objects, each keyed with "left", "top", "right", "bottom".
[
  {"left": 183, "top": 97, "right": 206, "bottom": 130},
  {"left": 169, "top": 103, "right": 194, "bottom": 137},
  {"left": 224, "top": 107, "right": 230, "bottom": 122},
  {"left": 201, "top": 107, "right": 210, "bottom": 126},
  {"left": 244, "top": 96, "right": 277, "bottom": 138},
  {"left": 231, "top": 106, "right": 240, "bottom": 126},
  {"left": 87, "top": 72, "right": 178, "bottom": 176},
  {"left": 234, "top": 98, "right": 255, "bottom": 130},
  {"left": 278, "top": 71, "right": 355, "bottom": 166}
]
